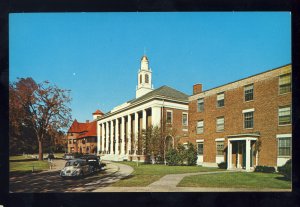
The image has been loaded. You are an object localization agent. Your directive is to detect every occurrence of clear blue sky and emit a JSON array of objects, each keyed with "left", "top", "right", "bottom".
[{"left": 9, "top": 12, "right": 291, "bottom": 122}]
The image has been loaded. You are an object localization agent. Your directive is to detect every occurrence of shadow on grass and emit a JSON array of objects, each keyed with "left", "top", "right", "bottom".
[
  {"left": 119, "top": 174, "right": 135, "bottom": 180},
  {"left": 275, "top": 175, "right": 291, "bottom": 181},
  {"left": 10, "top": 159, "right": 39, "bottom": 162}
]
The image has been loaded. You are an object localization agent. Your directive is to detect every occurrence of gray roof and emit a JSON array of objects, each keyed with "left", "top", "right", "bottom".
[
  {"left": 129, "top": 85, "right": 188, "bottom": 104},
  {"left": 101, "top": 86, "right": 188, "bottom": 118}
]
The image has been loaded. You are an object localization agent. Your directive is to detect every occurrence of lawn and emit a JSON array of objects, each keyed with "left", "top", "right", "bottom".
[
  {"left": 10, "top": 160, "right": 49, "bottom": 174},
  {"left": 112, "top": 161, "right": 221, "bottom": 187},
  {"left": 177, "top": 172, "right": 291, "bottom": 189}
]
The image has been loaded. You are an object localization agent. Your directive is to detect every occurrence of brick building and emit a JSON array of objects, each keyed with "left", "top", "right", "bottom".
[
  {"left": 187, "top": 64, "right": 291, "bottom": 171},
  {"left": 97, "top": 55, "right": 189, "bottom": 162},
  {"left": 67, "top": 110, "right": 104, "bottom": 154}
]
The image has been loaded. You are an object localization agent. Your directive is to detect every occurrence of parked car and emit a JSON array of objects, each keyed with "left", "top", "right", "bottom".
[
  {"left": 80, "top": 154, "right": 101, "bottom": 172},
  {"left": 60, "top": 159, "right": 91, "bottom": 178},
  {"left": 62, "top": 153, "right": 75, "bottom": 160}
]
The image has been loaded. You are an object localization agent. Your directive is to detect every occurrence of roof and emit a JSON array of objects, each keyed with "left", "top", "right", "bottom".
[
  {"left": 92, "top": 109, "right": 104, "bottom": 115},
  {"left": 129, "top": 85, "right": 188, "bottom": 104},
  {"left": 68, "top": 120, "right": 97, "bottom": 138}
]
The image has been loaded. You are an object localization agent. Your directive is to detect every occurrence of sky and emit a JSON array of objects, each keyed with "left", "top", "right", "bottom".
[{"left": 9, "top": 12, "right": 291, "bottom": 122}]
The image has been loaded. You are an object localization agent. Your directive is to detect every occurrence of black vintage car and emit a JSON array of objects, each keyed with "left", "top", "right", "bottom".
[{"left": 80, "top": 154, "right": 101, "bottom": 173}]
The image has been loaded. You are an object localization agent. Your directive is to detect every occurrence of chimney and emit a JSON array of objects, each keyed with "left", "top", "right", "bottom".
[
  {"left": 86, "top": 120, "right": 89, "bottom": 123},
  {"left": 193, "top": 84, "right": 202, "bottom": 95}
]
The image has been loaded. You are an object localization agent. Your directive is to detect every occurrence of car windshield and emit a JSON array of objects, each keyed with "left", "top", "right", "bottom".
[{"left": 65, "top": 161, "right": 80, "bottom": 167}]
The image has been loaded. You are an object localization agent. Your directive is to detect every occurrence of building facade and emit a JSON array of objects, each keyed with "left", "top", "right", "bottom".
[
  {"left": 188, "top": 64, "right": 292, "bottom": 171},
  {"left": 97, "top": 56, "right": 189, "bottom": 162},
  {"left": 67, "top": 110, "right": 104, "bottom": 154}
]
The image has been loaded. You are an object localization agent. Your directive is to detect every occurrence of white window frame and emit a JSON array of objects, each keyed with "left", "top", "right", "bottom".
[
  {"left": 182, "top": 112, "right": 188, "bottom": 127},
  {"left": 197, "top": 98, "right": 204, "bottom": 112},
  {"left": 279, "top": 73, "right": 291, "bottom": 95},
  {"left": 243, "top": 109, "right": 254, "bottom": 129},
  {"left": 216, "top": 116, "right": 225, "bottom": 132},
  {"left": 276, "top": 134, "right": 292, "bottom": 157},
  {"left": 166, "top": 110, "right": 173, "bottom": 124},
  {"left": 278, "top": 106, "right": 291, "bottom": 126},
  {"left": 217, "top": 92, "right": 225, "bottom": 108},
  {"left": 196, "top": 120, "right": 204, "bottom": 134},
  {"left": 216, "top": 141, "right": 224, "bottom": 156},
  {"left": 197, "top": 142, "right": 204, "bottom": 155},
  {"left": 244, "top": 84, "right": 254, "bottom": 102}
]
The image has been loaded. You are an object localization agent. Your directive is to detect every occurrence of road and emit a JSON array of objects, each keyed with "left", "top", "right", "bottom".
[{"left": 9, "top": 160, "right": 133, "bottom": 193}]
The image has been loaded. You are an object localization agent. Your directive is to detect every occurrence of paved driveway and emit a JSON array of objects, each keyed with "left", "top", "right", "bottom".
[{"left": 9, "top": 160, "right": 132, "bottom": 193}]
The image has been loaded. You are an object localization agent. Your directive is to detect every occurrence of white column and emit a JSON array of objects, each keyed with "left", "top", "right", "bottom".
[
  {"left": 106, "top": 122, "right": 109, "bottom": 153},
  {"left": 115, "top": 118, "right": 119, "bottom": 155},
  {"left": 121, "top": 116, "right": 125, "bottom": 155},
  {"left": 127, "top": 114, "right": 132, "bottom": 155},
  {"left": 246, "top": 139, "right": 251, "bottom": 171},
  {"left": 110, "top": 120, "right": 114, "bottom": 154},
  {"left": 151, "top": 106, "right": 161, "bottom": 127},
  {"left": 97, "top": 122, "right": 101, "bottom": 155},
  {"left": 134, "top": 112, "right": 139, "bottom": 155},
  {"left": 142, "top": 109, "right": 147, "bottom": 129},
  {"left": 101, "top": 123, "right": 105, "bottom": 153},
  {"left": 237, "top": 142, "right": 240, "bottom": 168},
  {"left": 227, "top": 140, "right": 232, "bottom": 169}
]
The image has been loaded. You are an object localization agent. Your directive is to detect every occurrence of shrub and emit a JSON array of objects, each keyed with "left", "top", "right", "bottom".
[
  {"left": 254, "top": 165, "right": 275, "bottom": 173},
  {"left": 218, "top": 162, "right": 227, "bottom": 169},
  {"left": 278, "top": 159, "right": 292, "bottom": 180},
  {"left": 185, "top": 143, "right": 197, "bottom": 166},
  {"left": 165, "top": 149, "right": 181, "bottom": 166},
  {"left": 73, "top": 152, "right": 83, "bottom": 158}
]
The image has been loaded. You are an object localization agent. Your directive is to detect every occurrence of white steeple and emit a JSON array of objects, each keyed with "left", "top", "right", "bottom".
[{"left": 136, "top": 55, "right": 154, "bottom": 98}]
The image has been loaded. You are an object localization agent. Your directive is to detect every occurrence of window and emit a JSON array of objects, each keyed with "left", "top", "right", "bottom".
[
  {"left": 182, "top": 113, "right": 188, "bottom": 126},
  {"left": 197, "top": 143, "right": 203, "bottom": 155},
  {"left": 216, "top": 141, "right": 224, "bottom": 156},
  {"left": 197, "top": 98, "right": 204, "bottom": 112},
  {"left": 216, "top": 117, "right": 224, "bottom": 132},
  {"left": 69, "top": 140, "right": 72, "bottom": 144},
  {"left": 140, "top": 74, "right": 142, "bottom": 84},
  {"left": 279, "top": 106, "right": 291, "bottom": 125},
  {"left": 166, "top": 111, "right": 172, "bottom": 124},
  {"left": 145, "top": 74, "right": 149, "bottom": 83},
  {"left": 244, "top": 112, "right": 254, "bottom": 129},
  {"left": 278, "top": 137, "right": 291, "bottom": 156},
  {"left": 279, "top": 73, "right": 291, "bottom": 94},
  {"left": 244, "top": 84, "right": 254, "bottom": 101},
  {"left": 73, "top": 139, "right": 76, "bottom": 143},
  {"left": 197, "top": 120, "right": 204, "bottom": 134},
  {"left": 217, "top": 92, "right": 224, "bottom": 107}
]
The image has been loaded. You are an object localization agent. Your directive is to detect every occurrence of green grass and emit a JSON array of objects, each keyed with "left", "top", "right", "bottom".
[
  {"left": 178, "top": 172, "right": 291, "bottom": 189},
  {"left": 10, "top": 160, "right": 49, "bottom": 174},
  {"left": 112, "top": 161, "right": 221, "bottom": 187}
]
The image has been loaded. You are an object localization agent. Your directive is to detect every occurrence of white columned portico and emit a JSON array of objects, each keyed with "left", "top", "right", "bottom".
[
  {"left": 127, "top": 114, "right": 132, "bottom": 155},
  {"left": 115, "top": 118, "right": 119, "bottom": 155},
  {"left": 151, "top": 106, "right": 161, "bottom": 127},
  {"left": 110, "top": 120, "right": 114, "bottom": 154},
  {"left": 142, "top": 109, "right": 147, "bottom": 129},
  {"left": 97, "top": 123, "right": 101, "bottom": 155},
  {"left": 245, "top": 139, "right": 251, "bottom": 171},
  {"left": 121, "top": 117, "right": 125, "bottom": 155},
  {"left": 134, "top": 112, "right": 139, "bottom": 155},
  {"left": 101, "top": 123, "right": 105, "bottom": 153},
  {"left": 105, "top": 122, "right": 109, "bottom": 153},
  {"left": 227, "top": 139, "right": 232, "bottom": 169}
]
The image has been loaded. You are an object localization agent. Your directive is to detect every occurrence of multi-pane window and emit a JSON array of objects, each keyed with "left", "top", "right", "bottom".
[
  {"left": 279, "top": 73, "right": 291, "bottom": 94},
  {"left": 166, "top": 111, "right": 172, "bottom": 124},
  {"left": 216, "top": 117, "right": 225, "bottom": 132},
  {"left": 216, "top": 141, "right": 224, "bottom": 155},
  {"left": 244, "top": 84, "right": 254, "bottom": 101},
  {"left": 217, "top": 92, "right": 224, "bottom": 107},
  {"left": 278, "top": 137, "right": 291, "bottom": 156},
  {"left": 197, "top": 143, "right": 204, "bottom": 155},
  {"left": 197, "top": 98, "right": 204, "bottom": 112},
  {"left": 182, "top": 113, "right": 188, "bottom": 126},
  {"left": 279, "top": 106, "right": 291, "bottom": 125},
  {"left": 244, "top": 112, "right": 254, "bottom": 129},
  {"left": 197, "top": 120, "right": 204, "bottom": 134}
]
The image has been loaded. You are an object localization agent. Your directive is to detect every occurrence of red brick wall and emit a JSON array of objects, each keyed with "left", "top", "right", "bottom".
[{"left": 188, "top": 65, "right": 292, "bottom": 167}]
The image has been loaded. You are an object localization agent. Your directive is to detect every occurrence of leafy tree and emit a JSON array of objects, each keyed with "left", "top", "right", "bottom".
[{"left": 9, "top": 78, "right": 72, "bottom": 160}]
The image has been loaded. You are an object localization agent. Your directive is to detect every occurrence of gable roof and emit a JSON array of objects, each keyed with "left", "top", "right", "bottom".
[
  {"left": 93, "top": 109, "right": 104, "bottom": 115},
  {"left": 68, "top": 120, "right": 97, "bottom": 138}
]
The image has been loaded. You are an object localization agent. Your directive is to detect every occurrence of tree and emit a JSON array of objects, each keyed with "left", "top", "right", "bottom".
[{"left": 9, "top": 78, "right": 72, "bottom": 160}]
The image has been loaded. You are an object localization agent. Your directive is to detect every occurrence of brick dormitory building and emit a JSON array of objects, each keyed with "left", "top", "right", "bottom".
[{"left": 185, "top": 64, "right": 292, "bottom": 171}]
